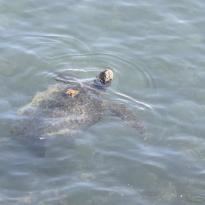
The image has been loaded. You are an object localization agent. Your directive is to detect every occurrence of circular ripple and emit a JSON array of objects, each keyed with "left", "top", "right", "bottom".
[{"left": 44, "top": 53, "right": 155, "bottom": 111}]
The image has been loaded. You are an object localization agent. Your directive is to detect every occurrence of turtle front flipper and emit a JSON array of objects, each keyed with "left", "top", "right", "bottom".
[
  {"left": 55, "top": 73, "right": 81, "bottom": 85},
  {"left": 107, "top": 102, "right": 145, "bottom": 134}
]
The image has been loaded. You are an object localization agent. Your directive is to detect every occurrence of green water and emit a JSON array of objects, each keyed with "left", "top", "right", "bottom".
[{"left": 0, "top": 0, "right": 205, "bottom": 204}]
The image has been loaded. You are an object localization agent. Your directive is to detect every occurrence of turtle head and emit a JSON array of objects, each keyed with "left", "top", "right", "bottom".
[{"left": 94, "top": 69, "right": 113, "bottom": 90}]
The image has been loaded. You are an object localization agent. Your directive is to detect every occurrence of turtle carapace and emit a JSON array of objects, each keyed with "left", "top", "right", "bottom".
[{"left": 15, "top": 69, "right": 144, "bottom": 155}]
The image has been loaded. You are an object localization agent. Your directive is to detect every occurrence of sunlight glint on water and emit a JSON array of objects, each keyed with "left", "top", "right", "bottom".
[{"left": 0, "top": 0, "right": 205, "bottom": 205}]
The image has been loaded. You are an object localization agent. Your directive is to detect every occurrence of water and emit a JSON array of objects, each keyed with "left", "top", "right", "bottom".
[{"left": 0, "top": 0, "right": 205, "bottom": 204}]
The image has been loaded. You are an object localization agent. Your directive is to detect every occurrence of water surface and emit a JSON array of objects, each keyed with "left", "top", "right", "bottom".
[{"left": 0, "top": 0, "right": 205, "bottom": 204}]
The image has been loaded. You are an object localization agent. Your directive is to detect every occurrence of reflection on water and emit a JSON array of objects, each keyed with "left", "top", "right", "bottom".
[{"left": 0, "top": 0, "right": 205, "bottom": 204}]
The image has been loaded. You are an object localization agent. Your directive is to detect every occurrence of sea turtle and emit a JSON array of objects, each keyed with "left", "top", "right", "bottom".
[{"left": 15, "top": 69, "right": 144, "bottom": 155}]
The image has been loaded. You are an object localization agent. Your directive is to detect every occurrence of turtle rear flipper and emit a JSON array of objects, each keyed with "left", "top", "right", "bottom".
[
  {"left": 28, "top": 136, "right": 46, "bottom": 157},
  {"left": 16, "top": 134, "right": 46, "bottom": 157}
]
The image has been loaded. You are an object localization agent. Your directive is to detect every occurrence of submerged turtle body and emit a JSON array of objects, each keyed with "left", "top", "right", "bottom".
[
  {"left": 17, "top": 83, "right": 107, "bottom": 138},
  {"left": 15, "top": 69, "right": 144, "bottom": 155}
]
